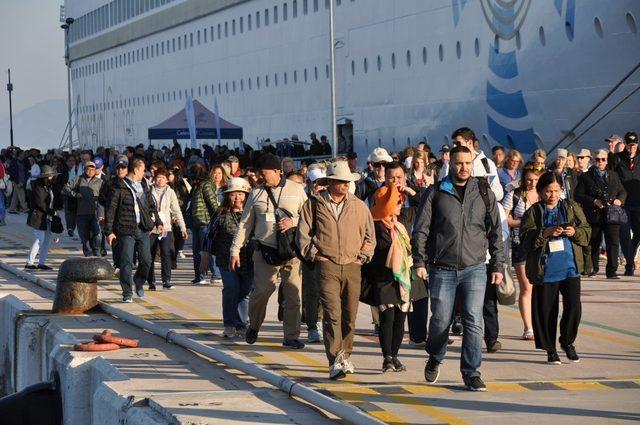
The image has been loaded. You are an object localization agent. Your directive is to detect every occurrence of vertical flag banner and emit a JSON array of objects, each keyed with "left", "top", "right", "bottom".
[
  {"left": 185, "top": 95, "right": 197, "bottom": 148},
  {"left": 214, "top": 96, "right": 222, "bottom": 147}
]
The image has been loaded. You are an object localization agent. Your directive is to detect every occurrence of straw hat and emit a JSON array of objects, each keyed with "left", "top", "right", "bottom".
[
  {"left": 224, "top": 177, "right": 251, "bottom": 193},
  {"left": 316, "top": 161, "right": 361, "bottom": 185},
  {"left": 370, "top": 184, "right": 401, "bottom": 220}
]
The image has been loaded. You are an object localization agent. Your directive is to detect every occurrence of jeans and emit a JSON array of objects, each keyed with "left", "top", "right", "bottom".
[
  {"left": 220, "top": 269, "right": 253, "bottom": 329},
  {"left": 149, "top": 232, "right": 174, "bottom": 284},
  {"left": 76, "top": 214, "right": 101, "bottom": 256},
  {"left": 0, "top": 190, "right": 6, "bottom": 222},
  {"left": 118, "top": 227, "right": 152, "bottom": 297},
  {"left": 620, "top": 207, "right": 640, "bottom": 270},
  {"left": 28, "top": 223, "right": 52, "bottom": 266},
  {"left": 427, "top": 263, "right": 487, "bottom": 378},
  {"left": 191, "top": 224, "right": 213, "bottom": 280}
]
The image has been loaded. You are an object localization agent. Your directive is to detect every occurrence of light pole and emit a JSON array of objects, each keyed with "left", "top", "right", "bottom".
[
  {"left": 328, "top": 0, "right": 338, "bottom": 156},
  {"left": 6, "top": 69, "right": 14, "bottom": 147},
  {"left": 61, "top": 17, "right": 74, "bottom": 149}
]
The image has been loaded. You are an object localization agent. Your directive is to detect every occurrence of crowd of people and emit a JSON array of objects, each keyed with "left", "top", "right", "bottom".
[{"left": 0, "top": 128, "right": 638, "bottom": 391}]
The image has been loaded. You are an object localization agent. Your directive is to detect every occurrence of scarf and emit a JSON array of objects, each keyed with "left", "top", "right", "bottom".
[{"left": 381, "top": 217, "right": 413, "bottom": 303}]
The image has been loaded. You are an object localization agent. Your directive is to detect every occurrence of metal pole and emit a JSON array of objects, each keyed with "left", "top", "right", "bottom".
[
  {"left": 7, "top": 69, "right": 14, "bottom": 147},
  {"left": 65, "top": 27, "right": 73, "bottom": 149},
  {"left": 328, "top": 0, "right": 337, "bottom": 157}
]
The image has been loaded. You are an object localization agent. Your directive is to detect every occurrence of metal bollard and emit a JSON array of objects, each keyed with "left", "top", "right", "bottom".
[{"left": 52, "top": 258, "right": 114, "bottom": 314}]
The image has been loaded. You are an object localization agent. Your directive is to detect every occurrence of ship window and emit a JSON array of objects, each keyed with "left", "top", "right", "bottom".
[
  {"left": 205, "top": 85, "right": 208, "bottom": 96},
  {"left": 293, "top": 0, "right": 298, "bottom": 18},
  {"left": 303, "top": 0, "right": 308, "bottom": 14},
  {"left": 391, "top": 53, "right": 396, "bottom": 69},
  {"left": 233, "top": 80, "right": 236, "bottom": 92},
  {"left": 438, "top": 44, "right": 444, "bottom": 61},
  {"left": 197, "top": 30, "right": 201, "bottom": 44},
  {"left": 218, "top": 24, "right": 221, "bottom": 39},
  {"left": 594, "top": 17, "right": 603, "bottom": 38},
  {"left": 314, "top": 0, "right": 319, "bottom": 12},
  {"left": 204, "top": 28, "right": 208, "bottom": 42},
  {"left": 378, "top": 138, "right": 382, "bottom": 147},
  {"left": 326, "top": 64, "right": 330, "bottom": 78},
  {"left": 627, "top": 12, "right": 637, "bottom": 34},
  {"left": 265, "top": 9, "right": 269, "bottom": 26},
  {"left": 225, "top": 22, "right": 229, "bottom": 37},
  {"left": 198, "top": 87, "right": 201, "bottom": 97},
  {"left": 363, "top": 58, "right": 368, "bottom": 73},
  {"left": 190, "top": 88, "right": 194, "bottom": 97},
  {"left": 304, "top": 68, "right": 308, "bottom": 81},
  {"left": 189, "top": 33, "right": 193, "bottom": 47},
  {"left": 456, "top": 41, "right": 461, "bottom": 59},
  {"left": 257, "top": 76, "right": 261, "bottom": 88},
  {"left": 294, "top": 70, "right": 297, "bottom": 83},
  {"left": 284, "top": 3, "right": 288, "bottom": 21},
  {"left": 351, "top": 60, "right": 355, "bottom": 75},
  {"left": 266, "top": 75, "right": 269, "bottom": 87},
  {"left": 539, "top": 26, "right": 546, "bottom": 46},
  {"left": 284, "top": 72, "right": 288, "bottom": 85},
  {"left": 240, "top": 17, "right": 244, "bottom": 33},
  {"left": 274, "top": 6, "right": 279, "bottom": 24},
  {"left": 474, "top": 37, "right": 480, "bottom": 56},
  {"left": 314, "top": 66, "right": 318, "bottom": 80},
  {"left": 257, "top": 11, "right": 261, "bottom": 28},
  {"left": 565, "top": 21, "right": 574, "bottom": 41},
  {"left": 225, "top": 82, "right": 229, "bottom": 93},
  {"left": 422, "top": 47, "right": 427, "bottom": 64},
  {"left": 377, "top": 55, "right": 382, "bottom": 71},
  {"left": 248, "top": 78, "right": 252, "bottom": 90},
  {"left": 275, "top": 73, "right": 279, "bottom": 86},
  {"left": 172, "top": 38, "right": 175, "bottom": 52},
  {"left": 218, "top": 83, "right": 222, "bottom": 93},
  {"left": 406, "top": 50, "right": 411, "bottom": 67},
  {"left": 211, "top": 84, "right": 215, "bottom": 94},
  {"left": 248, "top": 14, "right": 252, "bottom": 30},
  {"left": 178, "top": 37, "right": 181, "bottom": 50},
  {"left": 392, "top": 138, "right": 397, "bottom": 149},
  {"left": 233, "top": 20, "right": 236, "bottom": 36}
]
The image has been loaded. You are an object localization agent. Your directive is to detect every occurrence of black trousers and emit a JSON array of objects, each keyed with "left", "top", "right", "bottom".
[
  {"left": 378, "top": 306, "right": 407, "bottom": 358},
  {"left": 483, "top": 272, "right": 499, "bottom": 345},
  {"left": 301, "top": 262, "right": 322, "bottom": 330},
  {"left": 590, "top": 222, "right": 620, "bottom": 276},
  {"left": 532, "top": 277, "right": 581, "bottom": 353},
  {"left": 148, "top": 232, "right": 174, "bottom": 285}
]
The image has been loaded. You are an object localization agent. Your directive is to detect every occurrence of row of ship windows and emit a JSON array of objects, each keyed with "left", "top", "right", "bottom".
[
  {"left": 72, "top": 11, "right": 638, "bottom": 82},
  {"left": 70, "top": 0, "right": 351, "bottom": 43}
]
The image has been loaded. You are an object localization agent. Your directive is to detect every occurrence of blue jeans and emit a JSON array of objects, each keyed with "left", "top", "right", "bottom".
[
  {"left": 118, "top": 227, "right": 152, "bottom": 297},
  {"left": 427, "top": 263, "right": 487, "bottom": 378},
  {"left": 76, "top": 214, "right": 101, "bottom": 256},
  {"left": 220, "top": 269, "right": 253, "bottom": 328},
  {"left": 620, "top": 207, "right": 640, "bottom": 270},
  {"left": 0, "top": 190, "right": 6, "bottom": 222},
  {"left": 191, "top": 224, "right": 214, "bottom": 280}
]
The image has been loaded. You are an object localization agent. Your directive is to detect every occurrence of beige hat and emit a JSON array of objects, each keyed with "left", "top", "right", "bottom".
[
  {"left": 317, "top": 161, "right": 362, "bottom": 185},
  {"left": 224, "top": 177, "right": 251, "bottom": 193},
  {"left": 556, "top": 148, "right": 569, "bottom": 158},
  {"left": 594, "top": 149, "right": 608, "bottom": 160},
  {"left": 367, "top": 147, "right": 393, "bottom": 163},
  {"left": 577, "top": 148, "right": 591, "bottom": 158}
]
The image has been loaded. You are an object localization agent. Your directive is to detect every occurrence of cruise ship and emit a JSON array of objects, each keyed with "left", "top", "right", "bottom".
[{"left": 64, "top": 0, "right": 640, "bottom": 158}]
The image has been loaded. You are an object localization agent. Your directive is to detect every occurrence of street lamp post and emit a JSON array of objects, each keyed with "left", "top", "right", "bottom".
[
  {"left": 6, "top": 69, "right": 14, "bottom": 148},
  {"left": 61, "top": 17, "right": 74, "bottom": 149},
  {"left": 328, "top": 0, "right": 338, "bottom": 157}
]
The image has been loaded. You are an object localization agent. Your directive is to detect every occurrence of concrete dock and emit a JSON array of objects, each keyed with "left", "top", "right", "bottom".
[{"left": 0, "top": 212, "right": 638, "bottom": 424}]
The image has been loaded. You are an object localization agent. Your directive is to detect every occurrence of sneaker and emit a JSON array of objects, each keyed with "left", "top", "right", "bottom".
[
  {"left": 624, "top": 266, "right": 634, "bottom": 276},
  {"left": 561, "top": 345, "right": 580, "bottom": 363},
  {"left": 210, "top": 276, "right": 222, "bottom": 285},
  {"left": 329, "top": 362, "right": 346, "bottom": 380},
  {"left": 36, "top": 264, "right": 53, "bottom": 270},
  {"left": 451, "top": 319, "right": 463, "bottom": 336},
  {"left": 191, "top": 278, "right": 207, "bottom": 285},
  {"left": 486, "top": 340, "right": 502, "bottom": 353},
  {"left": 343, "top": 357, "right": 355, "bottom": 374},
  {"left": 382, "top": 356, "right": 396, "bottom": 373},
  {"left": 424, "top": 357, "right": 441, "bottom": 383},
  {"left": 223, "top": 327, "right": 237, "bottom": 338},
  {"left": 122, "top": 296, "right": 133, "bottom": 303},
  {"left": 307, "top": 329, "right": 321, "bottom": 344},
  {"left": 606, "top": 274, "right": 620, "bottom": 280},
  {"left": 447, "top": 338, "right": 455, "bottom": 345},
  {"left": 178, "top": 250, "right": 186, "bottom": 259},
  {"left": 283, "top": 339, "right": 305, "bottom": 349},
  {"left": 67, "top": 229, "right": 74, "bottom": 237},
  {"left": 392, "top": 357, "right": 407, "bottom": 372},
  {"left": 547, "top": 351, "right": 562, "bottom": 365},
  {"left": 463, "top": 375, "right": 487, "bottom": 392},
  {"left": 162, "top": 282, "right": 174, "bottom": 290},
  {"left": 148, "top": 283, "right": 157, "bottom": 291},
  {"left": 113, "top": 268, "right": 120, "bottom": 277},
  {"left": 100, "top": 249, "right": 107, "bottom": 257},
  {"left": 24, "top": 264, "right": 38, "bottom": 270},
  {"left": 588, "top": 270, "right": 599, "bottom": 277},
  {"left": 408, "top": 339, "right": 426, "bottom": 348},
  {"left": 135, "top": 288, "right": 145, "bottom": 298},
  {"left": 245, "top": 327, "right": 259, "bottom": 344}
]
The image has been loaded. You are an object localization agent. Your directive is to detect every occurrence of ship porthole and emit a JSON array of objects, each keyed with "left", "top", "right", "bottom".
[
  {"left": 539, "top": 26, "right": 546, "bottom": 46},
  {"left": 474, "top": 38, "right": 480, "bottom": 57},
  {"left": 594, "top": 17, "right": 604, "bottom": 38}
]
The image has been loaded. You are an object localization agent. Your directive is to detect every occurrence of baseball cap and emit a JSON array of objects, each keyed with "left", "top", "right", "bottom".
[
  {"left": 624, "top": 131, "right": 638, "bottom": 145},
  {"left": 84, "top": 161, "right": 96, "bottom": 168},
  {"left": 93, "top": 157, "right": 104, "bottom": 168},
  {"left": 347, "top": 151, "right": 358, "bottom": 160},
  {"left": 227, "top": 155, "right": 239, "bottom": 163},
  {"left": 440, "top": 144, "right": 451, "bottom": 153},
  {"left": 116, "top": 155, "right": 129, "bottom": 168},
  {"left": 556, "top": 148, "right": 569, "bottom": 158},
  {"left": 605, "top": 134, "right": 623, "bottom": 144}
]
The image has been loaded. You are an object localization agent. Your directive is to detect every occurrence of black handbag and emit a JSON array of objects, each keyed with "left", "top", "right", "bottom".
[
  {"left": 263, "top": 187, "right": 297, "bottom": 264},
  {"left": 605, "top": 204, "right": 628, "bottom": 225},
  {"left": 50, "top": 215, "right": 64, "bottom": 234}
]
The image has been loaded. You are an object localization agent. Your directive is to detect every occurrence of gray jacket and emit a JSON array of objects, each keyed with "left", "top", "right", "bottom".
[
  {"left": 411, "top": 176, "right": 504, "bottom": 273},
  {"left": 63, "top": 174, "right": 105, "bottom": 217}
]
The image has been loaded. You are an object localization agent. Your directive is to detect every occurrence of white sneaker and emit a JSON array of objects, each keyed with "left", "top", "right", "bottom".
[
  {"left": 178, "top": 250, "right": 186, "bottom": 259},
  {"left": 343, "top": 357, "right": 355, "bottom": 374},
  {"left": 329, "top": 362, "right": 346, "bottom": 380}
]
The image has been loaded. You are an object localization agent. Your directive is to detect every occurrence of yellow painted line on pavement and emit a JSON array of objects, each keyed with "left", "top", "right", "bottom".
[
  {"left": 399, "top": 384, "right": 453, "bottom": 394},
  {"left": 554, "top": 381, "right": 612, "bottom": 391},
  {"left": 388, "top": 395, "right": 470, "bottom": 425},
  {"left": 485, "top": 383, "right": 529, "bottom": 392}
]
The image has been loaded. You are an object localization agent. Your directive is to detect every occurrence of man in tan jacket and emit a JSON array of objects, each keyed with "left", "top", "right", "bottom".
[
  {"left": 231, "top": 153, "right": 308, "bottom": 349},
  {"left": 297, "top": 161, "right": 375, "bottom": 379}
]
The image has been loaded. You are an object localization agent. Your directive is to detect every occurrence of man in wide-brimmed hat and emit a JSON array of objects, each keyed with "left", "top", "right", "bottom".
[
  {"left": 297, "top": 161, "right": 375, "bottom": 380},
  {"left": 230, "top": 153, "right": 309, "bottom": 349}
]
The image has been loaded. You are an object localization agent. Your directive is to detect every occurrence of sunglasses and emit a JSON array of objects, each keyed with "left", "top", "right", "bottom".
[
  {"left": 524, "top": 164, "right": 545, "bottom": 172},
  {"left": 373, "top": 162, "right": 386, "bottom": 168},
  {"left": 577, "top": 156, "right": 588, "bottom": 159},
  {"left": 595, "top": 158, "right": 607, "bottom": 162}
]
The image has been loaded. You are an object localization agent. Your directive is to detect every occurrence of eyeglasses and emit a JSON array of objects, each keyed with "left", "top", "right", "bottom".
[
  {"left": 595, "top": 158, "right": 607, "bottom": 162},
  {"left": 373, "top": 162, "right": 386, "bottom": 168}
]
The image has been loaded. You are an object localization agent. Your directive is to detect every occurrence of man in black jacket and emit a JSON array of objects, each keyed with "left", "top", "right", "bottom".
[
  {"left": 614, "top": 131, "right": 640, "bottom": 275},
  {"left": 105, "top": 156, "right": 162, "bottom": 302},
  {"left": 575, "top": 150, "right": 627, "bottom": 278},
  {"left": 412, "top": 146, "right": 504, "bottom": 392}
]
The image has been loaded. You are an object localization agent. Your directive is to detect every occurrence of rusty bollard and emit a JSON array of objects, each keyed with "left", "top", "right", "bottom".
[{"left": 52, "top": 258, "right": 114, "bottom": 314}]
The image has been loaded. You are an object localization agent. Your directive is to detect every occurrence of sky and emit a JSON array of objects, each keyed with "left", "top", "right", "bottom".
[{"left": 0, "top": 0, "right": 67, "bottom": 118}]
